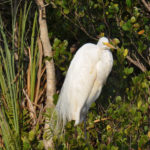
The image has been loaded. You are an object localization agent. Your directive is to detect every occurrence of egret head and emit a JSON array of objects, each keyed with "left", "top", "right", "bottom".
[{"left": 97, "top": 37, "right": 115, "bottom": 50}]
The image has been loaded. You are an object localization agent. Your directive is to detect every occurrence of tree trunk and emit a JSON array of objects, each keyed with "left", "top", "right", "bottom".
[{"left": 35, "top": 0, "right": 56, "bottom": 149}]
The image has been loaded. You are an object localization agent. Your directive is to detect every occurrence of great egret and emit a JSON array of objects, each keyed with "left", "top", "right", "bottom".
[{"left": 56, "top": 37, "right": 115, "bottom": 127}]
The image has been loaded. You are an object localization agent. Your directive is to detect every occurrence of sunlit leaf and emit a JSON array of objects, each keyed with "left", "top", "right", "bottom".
[
  {"left": 133, "top": 23, "right": 140, "bottom": 28},
  {"left": 138, "top": 30, "right": 144, "bottom": 35},
  {"left": 123, "top": 49, "right": 128, "bottom": 57},
  {"left": 112, "top": 38, "right": 120, "bottom": 45},
  {"left": 63, "top": 8, "right": 69, "bottom": 14},
  {"left": 148, "top": 131, "right": 150, "bottom": 138},
  {"left": 130, "top": 16, "right": 136, "bottom": 23},
  {"left": 137, "top": 100, "right": 142, "bottom": 109},
  {"left": 106, "top": 125, "right": 111, "bottom": 130}
]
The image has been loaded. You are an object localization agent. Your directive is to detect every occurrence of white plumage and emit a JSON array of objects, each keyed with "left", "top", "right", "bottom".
[{"left": 56, "top": 37, "right": 114, "bottom": 127}]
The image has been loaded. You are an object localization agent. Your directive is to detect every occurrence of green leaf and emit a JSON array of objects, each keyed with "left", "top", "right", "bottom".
[
  {"left": 53, "top": 93, "right": 59, "bottom": 105},
  {"left": 116, "top": 96, "right": 122, "bottom": 102},
  {"left": 112, "top": 38, "right": 120, "bottom": 45},
  {"left": 123, "top": 49, "right": 128, "bottom": 57},
  {"left": 91, "top": 102, "right": 96, "bottom": 108},
  {"left": 131, "top": 16, "right": 136, "bottom": 23},
  {"left": 122, "top": 21, "right": 132, "bottom": 31},
  {"left": 144, "top": 126, "right": 148, "bottom": 132},
  {"left": 53, "top": 38, "right": 61, "bottom": 49},
  {"left": 138, "top": 135, "right": 148, "bottom": 147},
  {"left": 128, "top": 67, "right": 134, "bottom": 74},
  {"left": 111, "top": 146, "right": 119, "bottom": 150},
  {"left": 37, "top": 140, "right": 44, "bottom": 149},
  {"left": 148, "top": 131, "right": 150, "bottom": 138},
  {"left": 28, "top": 129, "right": 36, "bottom": 141},
  {"left": 106, "top": 125, "right": 111, "bottom": 130},
  {"left": 73, "top": 0, "right": 77, "bottom": 3},
  {"left": 137, "top": 100, "right": 142, "bottom": 109},
  {"left": 126, "top": 0, "right": 132, "bottom": 7},
  {"left": 148, "top": 97, "right": 150, "bottom": 104},
  {"left": 63, "top": 8, "right": 70, "bottom": 14},
  {"left": 124, "top": 67, "right": 134, "bottom": 75}
]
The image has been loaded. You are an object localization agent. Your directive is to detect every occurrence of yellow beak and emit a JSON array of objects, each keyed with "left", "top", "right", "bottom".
[{"left": 103, "top": 42, "right": 116, "bottom": 49}]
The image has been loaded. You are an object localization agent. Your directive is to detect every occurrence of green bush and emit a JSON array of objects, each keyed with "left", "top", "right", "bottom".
[{"left": 0, "top": 0, "right": 150, "bottom": 149}]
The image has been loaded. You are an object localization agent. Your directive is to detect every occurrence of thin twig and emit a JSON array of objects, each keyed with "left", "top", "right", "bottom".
[
  {"left": 129, "top": 37, "right": 150, "bottom": 65},
  {"left": 77, "top": 19, "right": 97, "bottom": 40},
  {"left": 102, "top": 0, "right": 110, "bottom": 38},
  {"left": 133, "top": 53, "right": 147, "bottom": 72},
  {"left": 37, "top": 104, "right": 44, "bottom": 124},
  {"left": 38, "top": 83, "right": 47, "bottom": 101},
  {"left": 86, "top": 117, "right": 110, "bottom": 130},
  {"left": 61, "top": 10, "right": 97, "bottom": 41},
  {"left": 147, "top": 55, "right": 150, "bottom": 66},
  {"left": 115, "top": 14, "right": 124, "bottom": 43},
  {"left": 41, "top": 66, "right": 46, "bottom": 78},
  {"left": 94, "top": 117, "right": 110, "bottom": 123}
]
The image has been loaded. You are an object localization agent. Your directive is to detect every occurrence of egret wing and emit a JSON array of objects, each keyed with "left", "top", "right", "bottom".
[{"left": 56, "top": 44, "right": 99, "bottom": 125}]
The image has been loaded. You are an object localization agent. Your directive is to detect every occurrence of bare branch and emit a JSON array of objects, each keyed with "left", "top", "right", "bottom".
[
  {"left": 129, "top": 37, "right": 150, "bottom": 66},
  {"left": 126, "top": 55, "right": 147, "bottom": 72},
  {"left": 147, "top": 56, "right": 150, "bottom": 66},
  {"left": 141, "top": 0, "right": 150, "bottom": 12},
  {"left": 86, "top": 118, "right": 110, "bottom": 130},
  {"left": 94, "top": 117, "right": 110, "bottom": 123},
  {"left": 23, "top": 89, "right": 37, "bottom": 125}
]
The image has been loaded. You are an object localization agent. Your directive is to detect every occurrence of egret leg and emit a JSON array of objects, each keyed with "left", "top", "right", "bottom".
[{"left": 84, "top": 116, "right": 87, "bottom": 140}]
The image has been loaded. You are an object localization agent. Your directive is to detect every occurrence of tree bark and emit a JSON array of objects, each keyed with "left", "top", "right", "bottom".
[{"left": 35, "top": 0, "right": 56, "bottom": 149}]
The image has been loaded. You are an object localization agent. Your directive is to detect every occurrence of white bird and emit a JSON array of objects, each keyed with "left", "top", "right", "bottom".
[{"left": 56, "top": 37, "right": 114, "bottom": 127}]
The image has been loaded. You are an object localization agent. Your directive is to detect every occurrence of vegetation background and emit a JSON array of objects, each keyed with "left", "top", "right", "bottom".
[{"left": 0, "top": 0, "right": 150, "bottom": 149}]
